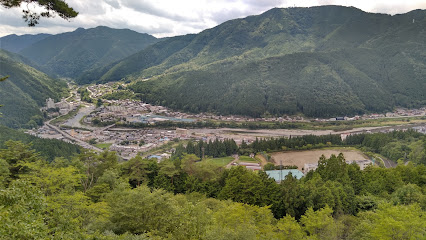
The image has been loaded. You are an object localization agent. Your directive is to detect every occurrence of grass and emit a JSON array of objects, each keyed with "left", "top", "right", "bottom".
[
  {"left": 202, "top": 156, "right": 234, "bottom": 167},
  {"left": 95, "top": 143, "right": 113, "bottom": 150},
  {"left": 239, "top": 155, "right": 259, "bottom": 163}
]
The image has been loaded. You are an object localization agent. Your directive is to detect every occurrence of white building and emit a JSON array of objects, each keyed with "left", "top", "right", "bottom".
[{"left": 46, "top": 98, "right": 55, "bottom": 109}]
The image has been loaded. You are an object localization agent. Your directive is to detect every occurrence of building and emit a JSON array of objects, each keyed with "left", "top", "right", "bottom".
[
  {"left": 345, "top": 159, "right": 373, "bottom": 170},
  {"left": 176, "top": 128, "right": 188, "bottom": 136},
  {"left": 304, "top": 163, "right": 319, "bottom": 174},
  {"left": 46, "top": 98, "right": 55, "bottom": 109},
  {"left": 265, "top": 169, "right": 304, "bottom": 182}
]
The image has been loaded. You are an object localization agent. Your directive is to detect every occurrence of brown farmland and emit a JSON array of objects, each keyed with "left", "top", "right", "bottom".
[{"left": 271, "top": 149, "right": 368, "bottom": 170}]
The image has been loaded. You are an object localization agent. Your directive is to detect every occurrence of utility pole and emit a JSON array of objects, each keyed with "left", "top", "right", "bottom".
[{"left": 201, "top": 147, "right": 205, "bottom": 160}]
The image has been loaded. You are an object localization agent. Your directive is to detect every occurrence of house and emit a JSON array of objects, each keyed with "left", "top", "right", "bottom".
[
  {"left": 246, "top": 166, "right": 262, "bottom": 171},
  {"left": 148, "top": 155, "right": 163, "bottom": 163}
]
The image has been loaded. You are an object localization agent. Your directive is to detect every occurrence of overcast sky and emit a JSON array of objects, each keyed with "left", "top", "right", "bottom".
[{"left": 0, "top": 0, "right": 425, "bottom": 38}]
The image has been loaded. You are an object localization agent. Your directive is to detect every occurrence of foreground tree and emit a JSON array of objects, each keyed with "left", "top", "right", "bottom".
[{"left": 0, "top": 0, "right": 78, "bottom": 26}]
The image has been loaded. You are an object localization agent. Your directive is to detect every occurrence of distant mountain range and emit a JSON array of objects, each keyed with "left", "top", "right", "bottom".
[
  {"left": 0, "top": 49, "right": 67, "bottom": 128},
  {"left": 84, "top": 6, "right": 425, "bottom": 117},
  {"left": 1, "top": 6, "right": 425, "bottom": 118},
  {"left": 0, "top": 33, "right": 51, "bottom": 53},
  {"left": 1, "top": 26, "right": 160, "bottom": 79}
]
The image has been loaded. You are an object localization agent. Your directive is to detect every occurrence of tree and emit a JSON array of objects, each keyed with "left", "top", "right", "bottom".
[
  {"left": 272, "top": 174, "right": 306, "bottom": 219},
  {"left": 0, "top": 180, "right": 49, "bottom": 239},
  {"left": 275, "top": 215, "right": 307, "bottom": 240},
  {"left": 0, "top": 76, "right": 6, "bottom": 114},
  {"left": 350, "top": 203, "right": 426, "bottom": 239},
  {"left": 218, "top": 166, "right": 266, "bottom": 206},
  {"left": 316, "top": 153, "right": 348, "bottom": 182},
  {"left": 96, "top": 98, "right": 103, "bottom": 108},
  {"left": 0, "top": 140, "right": 41, "bottom": 179},
  {"left": 300, "top": 206, "right": 338, "bottom": 240},
  {"left": 0, "top": 0, "right": 78, "bottom": 26},
  {"left": 107, "top": 186, "right": 181, "bottom": 235},
  {"left": 0, "top": 158, "right": 10, "bottom": 187},
  {"left": 121, "top": 155, "right": 151, "bottom": 187}
]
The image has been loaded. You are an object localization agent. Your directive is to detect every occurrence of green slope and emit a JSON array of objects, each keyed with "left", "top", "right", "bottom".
[
  {"left": 0, "top": 49, "right": 67, "bottom": 128},
  {"left": 19, "top": 26, "right": 159, "bottom": 79},
  {"left": 0, "top": 125, "right": 81, "bottom": 161},
  {"left": 130, "top": 48, "right": 425, "bottom": 117},
  {"left": 84, "top": 6, "right": 426, "bottom": 117}
]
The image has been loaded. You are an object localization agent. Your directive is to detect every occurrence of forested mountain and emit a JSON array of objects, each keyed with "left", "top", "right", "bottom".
[
  {"left": 85, "top": 6, "right": 425, "bottom": 117},
  {"left": 0, "top": 49, "right": 67, "bottom": 128},
  {"left": 19, "top": 26, "right": 160, "bottom": 78},
  {"left": 0, "top": 33, "right": 51, "bottom": 53}
]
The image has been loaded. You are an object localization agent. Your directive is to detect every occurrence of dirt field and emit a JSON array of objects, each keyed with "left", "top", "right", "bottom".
[{"left": 271, "top": 148, "right": 368, "bottom": 170}]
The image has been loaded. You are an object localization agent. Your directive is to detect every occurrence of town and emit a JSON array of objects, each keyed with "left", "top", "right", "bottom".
[{"left": 27, "top": 83, "right": 426, "bottom": 163}]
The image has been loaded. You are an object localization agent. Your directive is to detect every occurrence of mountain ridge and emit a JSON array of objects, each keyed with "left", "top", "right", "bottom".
[
  {"left": 81, "top": 6, "right": 425, "bottom": 117},
  {"left": 0, "top": 33, "right": 51, "bottom": 53},
  {"left": 18, "top": 26, "right": 160, "bottom": 79}
]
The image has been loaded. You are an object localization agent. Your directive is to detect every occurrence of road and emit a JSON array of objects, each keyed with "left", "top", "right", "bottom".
[
  {"left": 45, "top": 120, "right": 102, "bottom": 152},
  {"left": 376, "top": 156, "right": 397, "bottom": 168},
  {"left": 226, "top": 155, "right": 239, "bottom": 168}
]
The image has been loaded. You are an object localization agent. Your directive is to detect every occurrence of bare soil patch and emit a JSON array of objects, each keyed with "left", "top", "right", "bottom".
[{"left": 271, "top": 148, "right": 367, "bottom": 171}]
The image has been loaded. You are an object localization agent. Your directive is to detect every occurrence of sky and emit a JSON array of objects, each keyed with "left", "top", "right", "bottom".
[{"left": 0, "top": 0, "right": 425, "bottom": 38}]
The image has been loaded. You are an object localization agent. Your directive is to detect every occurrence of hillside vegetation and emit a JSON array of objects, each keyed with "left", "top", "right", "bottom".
[
  {"left": 86, "top": 6, "right": 425, "bottom": 117},
  {"left": 0, "top": 125, "right": 81, "bottom": 161},
  {"left": 0, "top": 140, "right": 425, "bottom": 239},
  {"left": 0, "top": 49, "right": 67, "bottom": 128},
  {"left": 19, "top": 26, "right": 160, "bottom": 78}
]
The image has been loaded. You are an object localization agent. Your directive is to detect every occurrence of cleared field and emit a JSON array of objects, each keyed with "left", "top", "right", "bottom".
[
  {"left": 203, "top": 157, "right": 234, "bottom": 167},
  {"left": 239, "top": 156, "right": 259, "bottom": 163},
  {"left": 271, "top": 148, "right": 367, "bottom": 170}
]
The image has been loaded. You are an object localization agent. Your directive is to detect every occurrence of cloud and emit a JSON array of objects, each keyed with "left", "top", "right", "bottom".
[
  {"left": 105, "top": 0, "right": 121, "bottom": 9},
  {"left": 0, "top": 0, "right": 425, "bottom": 38}
]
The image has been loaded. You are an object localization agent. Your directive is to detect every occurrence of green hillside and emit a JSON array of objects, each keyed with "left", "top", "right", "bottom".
[
  {"left": 0, "top": 49, "right": 67, "bottom": 128},
  {"left": 19, "top": 26, "right": 159, "bottom": 78},
  {"left": 0, "top": 125, "right": 81, "bottom": 161},
  {"left": 0, "top": 33, "right": 51, "bottom": 53},
  {"left": 87, "top": 6, "right": 425, "bottom": 117}
]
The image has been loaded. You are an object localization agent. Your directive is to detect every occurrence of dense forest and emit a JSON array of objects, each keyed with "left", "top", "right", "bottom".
[
  {"left": 1, "top": 139, "right": 425, "bottom": 239},
  {"left": 80, "top": 6, "right": 425, "bottom": 117}
]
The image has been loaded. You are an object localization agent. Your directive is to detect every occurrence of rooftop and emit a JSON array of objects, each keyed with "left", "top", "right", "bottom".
[{"left": 265, "top": 169, "right": 304, "bottom": 182}]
